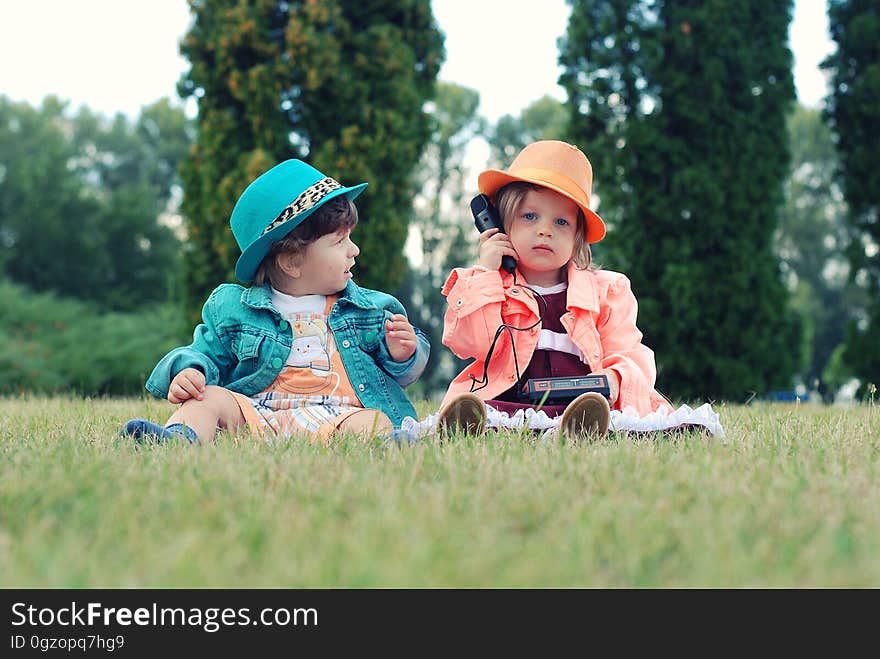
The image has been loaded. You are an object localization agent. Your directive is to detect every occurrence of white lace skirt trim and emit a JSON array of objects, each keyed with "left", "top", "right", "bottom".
[{"left": 401, "top": 402, "right": 725, "bottom": 439}]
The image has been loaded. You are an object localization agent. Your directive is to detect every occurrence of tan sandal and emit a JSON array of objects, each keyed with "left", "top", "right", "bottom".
[
  {"left": 559, "top": 392, "right": 610, "bottom": 442},
  {"left": 437, "top": 393, "right": 487, "bottom": 438}
]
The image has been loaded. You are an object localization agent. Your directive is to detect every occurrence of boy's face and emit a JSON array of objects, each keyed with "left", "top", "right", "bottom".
[
  {"left": 507, "top": 187, "right": 579, "bottom": 287},
  {"left": 292, "top": 228, "right": 360, "bottom": 295}
]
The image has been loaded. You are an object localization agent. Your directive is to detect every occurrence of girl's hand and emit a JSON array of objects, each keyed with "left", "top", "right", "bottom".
[
  {"left": 595, "top": 368, "right": 620, "bottom": 406},
  {"left": 385, "top": 314, "right": 417, "bottom": 362},
  {"left": 168, "top": 367, "right": 206, "bottom": 404},
  {"left": 476, "top": 227, "right": 517, "bottom": 271}
]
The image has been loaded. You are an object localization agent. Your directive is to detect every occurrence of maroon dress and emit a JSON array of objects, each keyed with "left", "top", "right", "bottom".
[{"left": 487, "top": 289, "right": 591, "bottom": 418}]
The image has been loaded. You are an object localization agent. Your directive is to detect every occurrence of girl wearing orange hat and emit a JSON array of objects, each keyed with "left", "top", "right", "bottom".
[{"left": 423, "top": 140, "right": 722, "bottom": 441}]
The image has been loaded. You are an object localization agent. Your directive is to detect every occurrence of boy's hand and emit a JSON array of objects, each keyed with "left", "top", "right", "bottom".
[
  {"left": 384, "top": 314, "right": 417, "bottom": 362},
  {"left": 477, "top": 227, "right": 517, "bottom": 271},
  {"left": 168, "top": 367, "right": 206, "bottom": 404}
]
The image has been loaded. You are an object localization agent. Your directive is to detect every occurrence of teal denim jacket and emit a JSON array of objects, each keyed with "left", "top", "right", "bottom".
[{"left": 145, "top": 282, "right": 429, "bottom": 426}]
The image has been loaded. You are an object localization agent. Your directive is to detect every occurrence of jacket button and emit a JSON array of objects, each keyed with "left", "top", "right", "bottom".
[
  {"left": 456, "top": 299, "right": 463, "bottom": 306},
  {"left": 279, "top": 319, "right": 288, "bottom": 331},
  {"left": 271, "top": 358, "right": 283, "bottom": 369},
  {"left": 342, "top": 340, "right": 351, "bottom": 348},
  {"left": 358, "top": 383, "right": 365, "bottom": 392}
]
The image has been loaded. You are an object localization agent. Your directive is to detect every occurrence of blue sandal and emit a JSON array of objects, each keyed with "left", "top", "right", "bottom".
[{"left": 121, "top": 419, "right": 199, "bottom": 445}]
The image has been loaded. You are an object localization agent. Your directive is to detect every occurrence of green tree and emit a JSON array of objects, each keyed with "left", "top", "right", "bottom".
[
  {"left": 777, "top": 104, "right": 864, "bottom": 395},
  {"left": 561, "top": 0, "right": 798, "bottom": 402},
  {"left": 0, "top": 96, "right": 188, "bottom": 311},
  {"left": 178, "top": 0, "right": 444, "bottom": 322},
  {"left": 486, "top": 95, "right": 570, "bottom": 167},
  {"left": 397, "top": 82, "right": 484, "bottom": 397},
  {"left": 558, "top": 0, "right": 656, "bottom": 270},
  {"left": 0, "top": 96, "right": 90, "bottom": 286},
  {"left": 822, "top": 0, "right": 880, "bottom": 390}
]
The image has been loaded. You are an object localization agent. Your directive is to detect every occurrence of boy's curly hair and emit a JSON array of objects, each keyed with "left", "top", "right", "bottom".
[{"left": 252, "top": 196, "right": 358, "bottom": 287}]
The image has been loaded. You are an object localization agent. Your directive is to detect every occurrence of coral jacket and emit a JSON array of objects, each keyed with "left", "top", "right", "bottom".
[{"left": 440, "top": 264, "right": 673, "bottom": 416}]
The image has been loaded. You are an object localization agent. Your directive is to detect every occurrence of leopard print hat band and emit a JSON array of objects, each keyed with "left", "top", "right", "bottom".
[{"left": 260, "top": 177, "right": 343, "bottom": 237}]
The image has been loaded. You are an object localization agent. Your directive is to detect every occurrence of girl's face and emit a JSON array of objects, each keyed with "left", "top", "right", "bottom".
[
  {"left": 286, "top": 228, "right": 360, "bottom": 295},
  {"left": 506, "top": 187, "right": 579, "bottom": 287}
]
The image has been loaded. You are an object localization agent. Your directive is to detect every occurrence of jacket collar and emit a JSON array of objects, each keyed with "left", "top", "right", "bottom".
[
  {"left": 564, "top": 263, "right": 600, "bottom": 313},
  {"left": 502, "top": 263, "right": 600, "bottom": 314},
  {"left": 241, "top": 283, "right": 277, "bottom": 312},
  {"left": 335, "top": 280, "right": 375, "bottom": 310},
  {"left": 241, "top": 280, "right": 374, "bottom": 312}
]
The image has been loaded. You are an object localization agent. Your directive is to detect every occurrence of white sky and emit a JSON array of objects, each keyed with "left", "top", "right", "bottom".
[{"left": 0, "top": 0, "right": 832, "bottom": 122}]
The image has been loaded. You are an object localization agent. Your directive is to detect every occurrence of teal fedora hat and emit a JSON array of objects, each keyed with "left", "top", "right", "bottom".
[{"left": 231, "top": 159, "right": 368, "bottom": 283}]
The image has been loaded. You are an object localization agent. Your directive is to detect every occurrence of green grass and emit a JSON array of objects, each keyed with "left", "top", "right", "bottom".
[{"left": 1, "top": 396, "right": 878, "bottom": 587}]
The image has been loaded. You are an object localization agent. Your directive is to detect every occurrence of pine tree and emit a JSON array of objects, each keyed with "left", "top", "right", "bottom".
[
  {"left": 558, "top": 0, "right": 658, "bottom": 272},
  {"left": 561, "top": 0, "right": 798, "bottom": 402},
  {"left": 178, "top": 0, "right": 444, "bottom": 320},
  {"left": 822, "top": 0, "right": 880, "bottom": 391}
]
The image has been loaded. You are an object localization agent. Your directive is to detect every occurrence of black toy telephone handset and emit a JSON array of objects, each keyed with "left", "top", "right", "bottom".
[
  {"left": 466, "top": 195, "right": 548, "bottom": 396},
  {"left": 470, "top": 194, "right": 517, "bottom": 273}
]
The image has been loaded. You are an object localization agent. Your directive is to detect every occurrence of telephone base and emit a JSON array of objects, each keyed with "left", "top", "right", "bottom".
[{"left": 522, "top": 374, "right": 610, "bottom": 402}]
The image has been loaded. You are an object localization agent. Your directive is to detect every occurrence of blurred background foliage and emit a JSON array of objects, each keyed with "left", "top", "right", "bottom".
[
  {"left": 0, "top": 0, "right": 877, "bottom": 402},
  {"left": 0, "top": 280, "right": 181, "bottom": 395}
]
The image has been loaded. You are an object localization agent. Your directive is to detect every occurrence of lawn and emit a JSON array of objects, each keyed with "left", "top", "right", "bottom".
[{"left": 1, "top": 396, "right": 877, "bottom": 587}]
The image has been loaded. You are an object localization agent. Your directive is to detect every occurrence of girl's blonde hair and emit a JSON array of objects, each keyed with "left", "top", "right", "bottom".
[
  {"left": 495, "top": 182, "right": 593, "bottom": 270},
  {"left": 252, "top": 196, "right": 358, "bottom": 287}
]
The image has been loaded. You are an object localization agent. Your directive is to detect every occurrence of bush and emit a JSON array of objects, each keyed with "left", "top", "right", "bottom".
[{"left": 0, "top": 279, "right": 186, "bottom": 395}]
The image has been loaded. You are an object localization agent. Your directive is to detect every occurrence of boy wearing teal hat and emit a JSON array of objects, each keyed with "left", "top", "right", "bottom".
[{"left": 123, "top": 159, "right": 429, "bottom": 445}]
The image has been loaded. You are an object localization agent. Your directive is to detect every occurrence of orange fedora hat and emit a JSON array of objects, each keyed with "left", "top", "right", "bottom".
[{"left": 478, "top": 140, "right": 606, "bottom": 243}]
